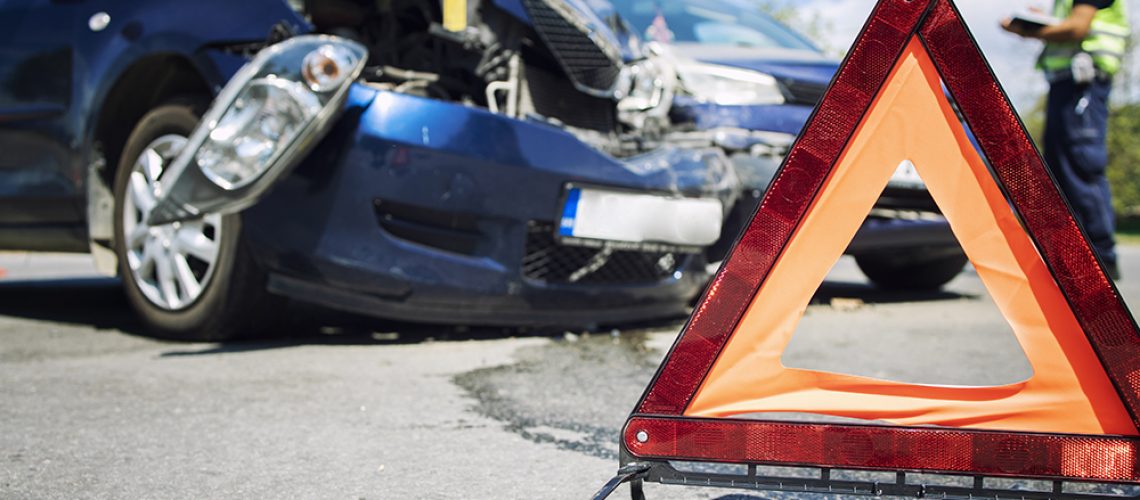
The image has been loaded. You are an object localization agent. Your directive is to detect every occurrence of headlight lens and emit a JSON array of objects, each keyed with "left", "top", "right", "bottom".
[
  {"left": 196, "top": 78, "right": 322, "bottom": 189},
  {"left": 192, "top": 41, "right": 364, "bottom": 190},
  {"left": 676, "top": 62, "right": 785, "bottom": 106}
]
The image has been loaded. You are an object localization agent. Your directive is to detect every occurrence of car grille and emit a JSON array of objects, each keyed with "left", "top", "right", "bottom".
[
  {"left": 522, "top": 0, "right": 623, "bottom": 95},
  {"left": 526, "top": 65, "right": 617, "bottom": 132},
  {"left": 522, "top": 222, "right": 685, "bottom": 285},
  {"left": 779, "top": 77, "right": 829, "bottom": 106}
]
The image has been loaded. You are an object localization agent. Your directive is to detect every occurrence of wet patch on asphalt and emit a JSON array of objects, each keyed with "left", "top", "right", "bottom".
[
  {"left": 455, "top": 326, "right": 1140, "bottom": 500},
  {"left": 454, "top": 329, "right": 665, "bottom": 461}
]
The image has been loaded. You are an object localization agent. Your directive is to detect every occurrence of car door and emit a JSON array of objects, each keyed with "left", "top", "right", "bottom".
[{"left": 0, "top": 0, "right": 85, "bottom": 249}]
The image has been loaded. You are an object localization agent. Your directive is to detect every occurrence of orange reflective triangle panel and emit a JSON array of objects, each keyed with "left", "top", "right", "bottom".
[{"left": 624, "top": 0, "right": 1140, "bottom": 484}]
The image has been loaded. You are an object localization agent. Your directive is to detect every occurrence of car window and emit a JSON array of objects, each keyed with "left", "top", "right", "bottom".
[{"left": 611, "top": 0, "right": 819, "bottom": 52}]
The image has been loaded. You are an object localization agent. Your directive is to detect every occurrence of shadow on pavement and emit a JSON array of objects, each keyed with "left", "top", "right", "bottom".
[
  {"left": 0, "top": 277, "right": 146, "bottom": 334},
  {"left": 156, "top": 320, "right": 571, "bottom": 357},
  {"left": 809, "top": 280, "right": 973, "bottom": 305},
  {"left": 0, "top": 274, "right": 973, "bottom": 355}
]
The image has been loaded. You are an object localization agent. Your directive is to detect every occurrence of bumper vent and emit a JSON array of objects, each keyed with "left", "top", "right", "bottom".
[
  {"left": 522, "top": 0, "right": 623, "bottom": 95},
  {"left": 375, "top": 200, "right": 482, "bottom": 255},
  {"left": 523, "top": 222, "right": 684, "bottom": 285},
  {"left": 779, "top": 78, "right": 828, "bottom": 106}
]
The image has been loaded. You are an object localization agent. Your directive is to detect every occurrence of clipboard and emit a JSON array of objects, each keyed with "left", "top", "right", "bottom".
[{"left": 1010, "top": 11, "right": 1061, "bottom": 31}]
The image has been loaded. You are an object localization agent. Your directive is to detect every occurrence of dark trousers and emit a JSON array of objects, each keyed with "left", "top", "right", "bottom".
[{"left": 1043, "top": 77, "right": 1116, "bottom": 266}]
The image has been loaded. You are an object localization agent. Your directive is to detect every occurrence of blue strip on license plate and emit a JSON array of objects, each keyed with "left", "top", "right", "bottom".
[{"left": 559, "top": 188, "right": 581, "bottom": 236}]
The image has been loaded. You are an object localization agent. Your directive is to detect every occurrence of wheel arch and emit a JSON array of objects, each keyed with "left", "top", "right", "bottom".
[{"left": 87, "top": 53, "right": 215, "bottom": 275}]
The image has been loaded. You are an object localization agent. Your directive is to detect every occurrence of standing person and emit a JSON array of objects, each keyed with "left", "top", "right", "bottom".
[{"left": 1002, "top": 0, "right": 1130, "bottom": 279}]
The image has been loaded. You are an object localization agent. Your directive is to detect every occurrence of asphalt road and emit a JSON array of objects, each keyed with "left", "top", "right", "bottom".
[{"left": 3, "top": 248, "right": 1140, "bottom": 499}]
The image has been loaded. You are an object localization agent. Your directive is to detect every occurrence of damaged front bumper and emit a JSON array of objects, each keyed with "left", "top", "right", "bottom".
[
  {"left": 241, "top": 85, "right": 737, "bottom": 325},
  {"left": 145, "top": 35, "right": 739, "bottom": 326}
]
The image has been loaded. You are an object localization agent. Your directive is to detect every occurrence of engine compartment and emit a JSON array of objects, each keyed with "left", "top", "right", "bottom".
[{"left": 290, "top": 0, "right": 676, "bottom": 156}]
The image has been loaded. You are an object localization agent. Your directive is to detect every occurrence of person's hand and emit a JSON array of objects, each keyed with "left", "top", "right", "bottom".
[{"left": 1001, "top": 18, "right": 1031, "bottom": 37}]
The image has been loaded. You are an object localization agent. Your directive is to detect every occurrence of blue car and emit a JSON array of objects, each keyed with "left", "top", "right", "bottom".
[
  {"left": 0, "top": 0, "right": 738, "bottom": 340},
  {"left": 612, "top": 0, "right": 968, "bottom": 291}
]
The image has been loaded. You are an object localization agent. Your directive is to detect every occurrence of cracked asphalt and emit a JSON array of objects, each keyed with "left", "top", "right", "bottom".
[{"left": 3, "top": 249, "right": 1140, "bottom": 499}]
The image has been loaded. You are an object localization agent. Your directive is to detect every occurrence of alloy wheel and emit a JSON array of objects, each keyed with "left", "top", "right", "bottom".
[{"left": 121, "top": 135, "right": 225, "bottom": 310}]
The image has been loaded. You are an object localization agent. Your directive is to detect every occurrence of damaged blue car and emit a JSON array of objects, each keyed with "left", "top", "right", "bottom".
[
  {"left": 613, "top": 0, "right": 969, "bottom": 291},
  {"left": 0, "top": 0, "right": 738, "bottom": 340}
]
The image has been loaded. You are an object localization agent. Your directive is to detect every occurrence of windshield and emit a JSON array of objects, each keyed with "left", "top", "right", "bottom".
[{"left": 610, "top": 0, "right": 819, "bottom": 52}]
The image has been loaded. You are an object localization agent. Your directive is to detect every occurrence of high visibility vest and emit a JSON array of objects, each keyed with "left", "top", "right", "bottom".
[{"left": 1039, "top": 0, "right": 1130, "bottom": 76}]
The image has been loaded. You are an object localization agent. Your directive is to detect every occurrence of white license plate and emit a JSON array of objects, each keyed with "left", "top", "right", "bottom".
[
  {"left": 558, "top": 187, "right": 723, "bottom": 248},
  {"left": 888, "top": 159, "right": 925, "bottom": 189}
]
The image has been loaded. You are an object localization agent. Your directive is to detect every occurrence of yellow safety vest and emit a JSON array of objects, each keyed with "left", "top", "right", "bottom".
[{"left": 1039, "top": 0, "right": 1131, "bottom": 76}]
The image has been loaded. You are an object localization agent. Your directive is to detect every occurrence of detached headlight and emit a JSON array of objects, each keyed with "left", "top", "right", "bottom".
[
  {"left": 196, "top": 77, "right": 322, "bottom": 189},
  {"left": 676, "top": 62, "right": 785, "bottom": 106},
  {"left": 147, "top": 35, "right": 367, "bottom": 224},
  {"left": 195, "top": 41, "right": 364, "bottom": 190}
]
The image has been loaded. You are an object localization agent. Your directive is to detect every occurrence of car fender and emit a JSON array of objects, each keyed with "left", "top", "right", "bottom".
[
  {"left": 79, "top": 0, "right": 307, "bottom": 274},
  {"left": 82, "top": 0, "right": 309, "bottom": 148}
]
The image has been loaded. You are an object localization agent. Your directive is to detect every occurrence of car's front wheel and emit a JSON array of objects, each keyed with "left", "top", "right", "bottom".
[
  {"left": 113, "top": 100, "right": 272, "bottom": 340},
  {"left": 855, "top": 249, "right": 968, "bottom": 291}
]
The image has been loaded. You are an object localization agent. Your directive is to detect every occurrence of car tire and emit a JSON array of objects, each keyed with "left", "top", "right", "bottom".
[
  {"left": 854, "top": 250, "right": 968, "bottom": 291},
  {"left": 112, "top": 99, "right": 273, "bottom": 341}
]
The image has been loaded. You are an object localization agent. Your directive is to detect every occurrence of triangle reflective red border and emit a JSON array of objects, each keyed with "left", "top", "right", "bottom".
[{"left": 623, "top": 0, "right": 1140, "bottom": 484}]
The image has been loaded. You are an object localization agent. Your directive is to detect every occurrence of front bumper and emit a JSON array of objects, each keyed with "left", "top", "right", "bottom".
[{"left": 241, "top": 84, "right": 738, "bottom": 326}]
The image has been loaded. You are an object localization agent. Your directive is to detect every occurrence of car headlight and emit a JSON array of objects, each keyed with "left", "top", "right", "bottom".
[
  {"left": 195, "top": 77, "right": 323, "bottom": 189},
  {"left": 146, "top": 35, "right": 367, "bottom": 224},
  {"left": 617, "top": 43, "right": 676, "bottom": 130},
  {"left": 196, "top": 41, "right": 364, "bottom": 190},
  {"left": 618, "top": 59, "right": 668, "bottom": 112},
  {"left": 676, "top": 62, "right": 785, "bottom": 106}
]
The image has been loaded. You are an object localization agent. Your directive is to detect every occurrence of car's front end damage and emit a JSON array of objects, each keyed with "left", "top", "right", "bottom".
[
  {"left": 663, "top": 50, "right": 961, "bottom": 266},
  {"left": 658, "top": 37, "right": 966, "bottom": 289},
  {"left": 147, "top": 0, "right": 738, "bottom": 327}
]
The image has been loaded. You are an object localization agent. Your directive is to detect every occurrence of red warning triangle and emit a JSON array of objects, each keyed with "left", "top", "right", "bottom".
[{"left": 623, "top": 0, "right": 1140, "bottom": 485}]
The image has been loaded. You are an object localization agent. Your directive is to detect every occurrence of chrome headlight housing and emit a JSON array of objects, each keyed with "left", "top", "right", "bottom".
[
  {"left": 617, "top": 43, "right": 676, "bottom": 130},
  {"left": 676, "top": 61, "right": 785, "bottom": 106},
  {"left": 147, "top": 35, "right": 367, "bottom": 224}
]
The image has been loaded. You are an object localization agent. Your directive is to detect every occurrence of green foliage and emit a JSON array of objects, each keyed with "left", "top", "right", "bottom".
[
  {"left": 755, "top": 0, "right": 841, "bottom": 56},
  {"left": 756, "top": 0, "right": 797, "bottom": 24},
  {"left": 1107, "top": 103, "right": 1140, "bottom": 215}
]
